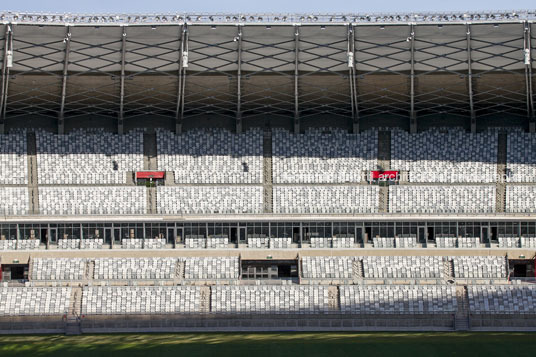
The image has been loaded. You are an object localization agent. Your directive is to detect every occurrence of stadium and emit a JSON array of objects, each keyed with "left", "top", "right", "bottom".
[{"left": 0, "top": 9, "right": 535, "bottom": 336}]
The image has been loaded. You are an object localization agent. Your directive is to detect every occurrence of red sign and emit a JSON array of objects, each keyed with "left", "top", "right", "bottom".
[
  {"left": 371, "top": 170, "right": 399, "bottom": 181},
  {"left": 136, "top": 171, "right": 165, "bottom": 179}
]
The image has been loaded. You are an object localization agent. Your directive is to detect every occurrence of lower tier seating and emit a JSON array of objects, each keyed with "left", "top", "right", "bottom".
[
  {"left": 0, "top": 187, "right": 29, "bottom": 215},
  {"left": 0, "top": 287, "right": 71, "bottom": 316},
  {"left": 301, "top": 256, "right": 354, "bottom": 279},
  {"left": 211, "top": 286, "right": 330, "bottom": 314},
  {"left": 94, "top": 258, "right": 177, "bottom": 280},
  {"left": 340, "top": 285, "right": 457, "bottom": 314},
  {"left": 468, "top": 285, "right": 536, "bottom": 313},
  {"left": 31, "top": 258, "right": 86, "bottom": 280},
  {"left": 362, "top": 256, "right": 444, "bottom": 279},
  {"left": 82, "top": 286, "right": 202, "bottom": 315},
  {"left": 183, "top": 257, "right": 239, "bottom": 280}
]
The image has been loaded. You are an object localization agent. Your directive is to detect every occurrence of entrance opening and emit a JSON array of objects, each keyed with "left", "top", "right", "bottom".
[
  {"left": 104, "top": 228, "right": 112, "bottom": 244},
  {"left": 481, "top": 227, "right": 489, "bottom": 243},
  {"left": 230, "top": 228, "right": 238, "bottom": 244},
  {"left": 491, "top": 227, "right": 498, "bottom": 242},
  {"left": 241, "top": 259, "right": 298, "bottom": 280},
  {"left": 293, "top": 227, "right": 300, "bottom": 244},
  {"left": 365, "top": 227, "right": 372, "bottom": 243},
  {"left": 355, "top": 227, "right": 363, "bottom": 244},
  {"left": 427, "top": 227, "right": 435, "bottom": 241},
  {"left": 40, "top": 229, "right": 47, "bottom": 244},
  {"left": 1, "top": 264, "right": 29, "bottom": 281},
  {"left": 239, "top": 227, "right": 247, "bottom": 243},
  {"left": 418, "top": 227, "right": 426, "bottom": 243}
]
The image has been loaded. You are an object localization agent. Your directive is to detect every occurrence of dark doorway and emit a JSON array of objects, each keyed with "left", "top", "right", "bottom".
[
  {"left": 491, "top": 227, "right": 498, "bottom": 242},
  {"left": 365, "top": 227, "right": 372, "bottom": 243},
  {"left": 230, "top": 227, "right": 238, "bottom": 244},
  {"left": 418, "top": 227, "right": 426, "bottom": 243},
  {"left": 514, "top": 264, "right": 527, "bottom": 277},
  {"left": 293, "top": 227, "right": 300, "bottom": 244},
  {"left": 40, "top": 229, "right": 47, "bottom": 244},
  {"left": 1, "top": 264, "right": 29, "bottom": 281},
  {"left": 427, "top": 227, "right": 435, "bottom": 241}
]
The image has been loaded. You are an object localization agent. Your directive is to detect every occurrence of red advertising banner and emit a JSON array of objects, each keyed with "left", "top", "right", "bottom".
[
  {"left": 370, "top": 170, "right": 399, "bottom": 181},
  {"left": 136, "top": 171, "right": 165, "bottom": 179}
]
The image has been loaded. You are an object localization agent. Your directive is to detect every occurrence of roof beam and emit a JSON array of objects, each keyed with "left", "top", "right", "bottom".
[
  {"left": 177, "top": 24, "right": 188, "bottom": 133},
  {"left": 236, "top": 25, "right": 243, "bottom": 134},
  {"left": 294, "top": 25, "right": 300, "bottom": 134},
  {"left": 466, "top": 24, "right": 476, "bottom": 133},
  {"left": 118, "top": 26, "right": 127, "bottom": 135},
  {"left": 348, "top": 24, "right": 359, "bottom": 133},
  {"left": 175, "top": 24, "right": 185, "bottom": 134},
  {"left": 409, "top": 24, "right": 417, "bottom": 133},
  {"left": 58, "top": 26, "right": 71, "bottom": 135},
  {"left": 524, "top": 21, "right": 535, "bottom": 132},
  {"left": 0, "top": 25, "right": 12, "bottom": 134}
]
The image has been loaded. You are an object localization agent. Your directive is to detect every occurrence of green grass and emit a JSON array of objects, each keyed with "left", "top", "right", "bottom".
[{"left": 0, "top": 332, "right": 535, "bottom": 357}]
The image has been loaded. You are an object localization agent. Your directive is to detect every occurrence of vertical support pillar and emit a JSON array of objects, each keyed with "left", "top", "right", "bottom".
[
  {"left": 58, "top": 26, "right": 71, "bottom": 135},
  {"left": 0, "top": 24, "right": 13, "bottom": 134},
  {"left": 175, "top": 24, "right": 185, "bottom": 134},
  {"left": 236, "top": 25, "right": 243, "bottom": 134},
  {"left": 409, "top": 24, "right": 417, "bottom": 133},
  {"left": 466, "top": 24, "right": 477, "bottom": 133},
  {"left": 177, "top": 24, "right": 188, "bottom": 134},
  {"left": 348, "top": 24, "right": 359, "bottom": 133},
  {"left": 118, "top": 26, "right": 126, "bottom": 135},
  {"left": 293, "top": 25, "right": 300, "bottom": 134},
  {"left": 524, "top": 22, "right": 535, "bottom": 133}
]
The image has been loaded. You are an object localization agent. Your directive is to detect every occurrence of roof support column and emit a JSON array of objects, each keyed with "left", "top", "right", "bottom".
[
  {"left": 348, "top": 24, "right": 359, "bottom": 133},
  {"left": 0, "top": 25, "right": 13, "bottom": 134},
  {"left": 175, "top": 24, "right": 186, "bottom": 134},
  {"left": 58, "top": 26, "right": 71, "bottom": 135},
  {"left": 524, "top": 22, "right": 535, "bottom": 133},
  {"left": 176, "top": 24, "right": 188, "bottom": 134},
  {"left": 293, "top": 25, "right": 300, "bottom": 134},
  {"left": 466, "top": 24, "right": 477, "bottom": 133},
  {"left": 409, "top": 24, "right": 417, "bottom": 133},
  {"left": 118, "top": 26, "right": 127, "bottom": 135},
  {"left": 236, "top": 25, "right": 243, "bottom": 134}
]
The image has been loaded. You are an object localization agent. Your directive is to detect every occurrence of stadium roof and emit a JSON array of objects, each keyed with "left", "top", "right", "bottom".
[{"left": 0, "top": 10, "right": 535, "bottom": 134}]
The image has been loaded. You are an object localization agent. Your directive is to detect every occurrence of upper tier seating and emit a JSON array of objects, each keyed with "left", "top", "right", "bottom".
[
  {"left": 184, "top": 257, "right": 239, "bottom": 280},
  {"left": 301, "top": 256, "right": 354, "bottom": 279},
  {"left": 39, "top": 186, "right": 146, "bottom": 215},
  {"left": 31, "top": 258, "right": 86, "bottom": 280},
  {"left": 157, "top": 186, "right": 263, "bottom": 214},
  {"left": 362, "top": 256, "right": 443, "bottom": 279},
  {"left": 16, "top": 239, "right": 40, "bottom": 250},
  {"left": 0, "top": 133, "right": 28, "bottom": 184},
  {"left": 211, "top": 286, "right": 330, "bottom": 314},
  {"left": 94, "top": 258, "right": 177, "bottom": 280},
  {"left": 498, "top": 237, "right": 520, "bottom": 248},
  {"left": 452, "top": 256, "right": 507, "bottom": 278},
  {"left": 0, "top": 187, "right": 29, "bottom": 215},
  {"left": 157, "top": 128, "right": 262, "bottom": 183},
  {"left": 520, "top": 237, "right": 536, "bottom": 248},
  {"left": 506, "top": 133, "right": 536, "bottom": 182},
  {"left": 0, "top": 287, "right": 71, "bottom": 316},
  {"left": 506, "top": 186, "right": 536, "bottom": 213},
  {"left": 391, "top": 129, "right": 497, "bottom": 183},
  {"left": 389, "top": 185, "right": 495, "bottom": 213},
  {"left": 272, "top": 128, "right": 377, "bottom": 183},
  {"left": 82, "top": 286, "right": 201, "bottom": 315},
  {"left": 457, "top": 237, "right": 480, "bottom": 248},
  {"left": 468, "top": 285, "right": 536, "bottom": 313},
  {"left": 0, "top": 240, "right": 17, "bottom": 250},
  {"left": 274, "top": 186, "right": 379, "bottom": 214},
  {"left": 36, "top": 129, "right": 143, "bottom": 184},
  {"left": 340, "top": 285, "right": 457, "bottom": 314}
]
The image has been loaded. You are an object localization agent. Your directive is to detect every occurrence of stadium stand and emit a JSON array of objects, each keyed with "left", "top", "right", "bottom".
[
  {"left": 362, "top": 256, "right": 444, "bottom": 279},
  {"left": 274, "top": 186, "right": 379, "bottom": 214},
  {"left": 39, "top": 186, "right": 147, "bottom": 215},
  {"left": 156, "top": 128, "right": 263, "bottom": 184},
  {"left": 36, "top": 129, "right": 143, "bottom": 184},
  {"left": 389, "top": 185, "right": 495, "bottom": 213},
  {"left": 506, "top": 133, "right": 536, "bottom": 182},
  {"left": 0, "top": 187, "right": 29, "bottom": 215},
  {"left": 157, "top": 186, "right": 263, "bottom": 214},
  {"left": 211, "top": 286, "right": 330, "bottom": 314},
  {"left": 452, "top": 256, "right": 507, "bottom": 278},
  {"left": 506, "top": 186, "right": 536, "bottom": 213},
  {"left": 0, "top": 133, "right": 28, "bottom": 185},
  {"left": 82, "top": 286, "right": 201, "bottom": 314},
  {"left": 94, "top": 258, "right": 177, "bottom": 280},
  {"left": 340, "top": 285, "right": 457, "bottom": 314},
  {"left": 0, "top": 287, "right": 71, "bottom": 316},
  {"left": 301, "top": 256, "right": 354, "bottom": 279},
  {"left": 272, "top": 128, "right": 377, "bottom": 183},
  {"left": 30, "top": 258, "right": 86, "bottom": 280},
  {"left": 183, "top": 257, "right": 239, "bottom": 279},
  {"left": 468, "top": 285, "right": 536, "bottom": 313},
  {"left": 391, "top": 129, "right": 497, "bottom": 183}
]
